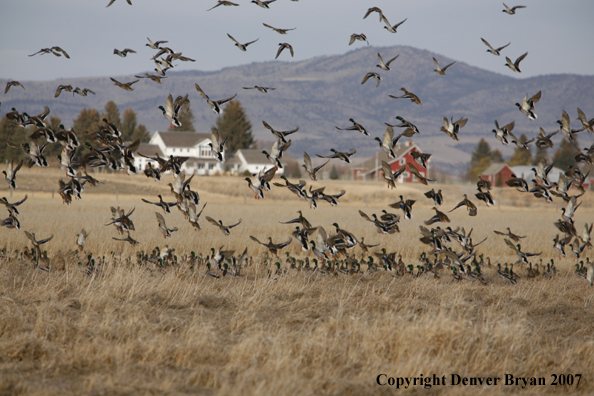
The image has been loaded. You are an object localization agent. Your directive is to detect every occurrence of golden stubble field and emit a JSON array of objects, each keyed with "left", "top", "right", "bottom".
[{"left": 1, "top": 167, "right": 594, "bottom": 395}]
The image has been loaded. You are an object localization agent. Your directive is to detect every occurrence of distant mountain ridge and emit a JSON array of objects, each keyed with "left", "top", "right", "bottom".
[{"left": 2, "top": 45, "right": 593, "bottom": 168}]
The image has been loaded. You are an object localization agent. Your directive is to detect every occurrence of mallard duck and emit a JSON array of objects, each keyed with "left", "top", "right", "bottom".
[
  {"left": 245, "top": 177, "right": 265, "bottom": 199},
  {"left": 502, "top": 3, "right": 526, "bottom": 14},
  {"left": 227, "top": 33, "right": 259, "bottom": 51},
  {"left": 195, "top": 83, "right": 237, "bottom": 114},
  {"left": 316, "top": 148, "right": 356, "bottom": 164},
  {"left": 146, "top": 37, "right": 168, "bottom": 49},
  {"left": 424, "top": 207, "right": 450, "bottom": 225},
  {"left": 376, "top": 53, "right": 399, "bottom": 71},
  {"left": 475, "top": 189, "right": 495, "bottom": 206},
  {"left": 106, "top": 0, "right": 132, "bottom": 7},
  {"left": 251, "top": 0, "right": 276, "bottom": 8},
  {"left": 206, "top": 217, "right": 242, "bottom": 236},
  {"left": 516, "top": 91, "right": 541, "bottom": 120},
  {"left": 319, "top": 189, "right": 345, "bottom": 206},
  {"left": 275, "top": 43, "right": 294, "bottom": 59},
  {"left": 135, "top": 73, "right": 166, "bottom": 84},
  {"left": 505, "top": 173, "right": 530, "bottom": 192},
  {"left": 76, "top": 229, "right": 90, "bottom": 251},
  {"left": 363, "top": 7, "right": 384, "bottom": 21},
  {"left": 73, "top": 87, "right": 95, "bottom": 96},
  {"left": 302, "top": 152, "right": 328, "bottom": 181},
  {"left": 113, "top": 48, "right": 136, "bottom": 57},
  {"left": 408, "top": 163, "right": 434, "bottom": 185},
  {"left": 262, "top": 139, "right": 290, "bottom": 168},
  {"left": 441, "top": 117, "right": 468, "bottom": 141},
  {"left": 332, "top": 223, "right": 358, "bottom": 247},
  {"left": 433, "top": 57, "right": 456, "bottom": 75},
  {"left": 576, "top": 108, "right": 594, "bottom": 133},
  {"left": 112, "top": 232, "right": 140, "bottom": 245},
  {"left": 389, "top": 195, "right": 415, "bottom": 219},
  {"left": 250, "top": 236, "right": 292, "bottom": 256},
  {"left": 54, "top": 84, "right": 73, "bottom": 97},
  {"left": 389, "top": 87, "right": 422, "bottom": 105},
  {"left": 557, "top": 110, "right": 583, "bottom": 141},
  {"left": 187, "top": 202, "right": 207, "bottom": 230},
  {"left": 411, "top": 151, "right": 431, "bottom": 169},
  {"left": 28, "top": 48, "right": 57, "bottom": 57},
  {"left": 535, "top": 127, "right": 557, "bottom": 148},
  {"left": 273, "top": 176, "right": 306, "bottom": 198},
  {"left": 280, "top": 210, "right": 312, "bottom": 229},
  {"left": 155, "top": 212, "right": 178, "bottom": 238},
  {"left": 504, "top": 239, "right": 541, "bottom": 265},
  {"left": 106, "top": 206, "right": 135, "bottom": 234},
  {"left": 394, "top": 116, "right": 420, "bottom": 135},
  {"left": 381, "top": 161, "right": 406, "bottom": 189},
  {"left": 493, "top": 227, "right": 525, "bottom": 242},
  {"left": 586, "top": 260, "right": 594, "bottom": 287},
  {"left": 449, "top": 194, "right": 477, "bottom": 216},
  {"left": 335, "top": 119, "right": 368, "bottom": 136},
  {"left": 262, "top": 23, "right": 295, "bottom": 34},
  {"left": 25, "top": 231, "right": 54, "bottom": 254},
  {"left": 505, "top": 52, "right": 528, "bottom": 73},
  {"left": 0, "top": 195, "right": 27, "bottom": 216},
  {"left": 6, "top": 140, "right": 48, "bottom": 167},
  {"left": 424, "top": 189, "right": 443, "bottom": 206},
  {"left": 1, "top": 213, "right": 20, "bottom": 230},
  {"left": 507, "top": 130, "right": 534, "bottom": 150},
  {"left": 359, "top": 210, "right": 399, "bottom": 234},
  {"left": 480, "top": 38, "right": 510, "bottom": 56},
  {"left": 157, "top": 94, "right": 185, "bottom": 128},
  {"left": 209, "top": 127, "right": 227, "bottom": 162},
  {"left": 349, "top": 33, "right": 368, "bottom": 45},
  {"left": 3, "top": 159, "right": 23, "bottom": 190},
  {"left": 242, "top": 86, "right": 275, "bottom": 93},
  {"left": 382, "top": 16, "right": 407, "bottom": 33},
  {"left": 207, "top": 0, "right": 239, "bottom": 11},
  {"left": 361, "top": 72, "right": 381, "bottom": 87},
  {"left": 142, "top": 195, "right": 177, "bottom": 213},
  {"left": 110, "top": 77, "right": 138, "bottom": 91},
  {"left": 262, "top": 120, "right": 298, "bottom": 143},
  {"left": 374, "top": 124, "right": 401, "bottom": 159},
  {"left": 4, "top": 81, "right": 24, "bottom": 94}
]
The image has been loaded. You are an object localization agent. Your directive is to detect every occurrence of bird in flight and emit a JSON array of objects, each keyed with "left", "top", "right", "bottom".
[
  {"left": 433, "top": 57, "right": 456, "bottom": 75},
  {"left": 505, "top": 52, "right": 528, "bottom": 73},
  {"left": 107, "top": 0, "right": 131, "bottom": 7},
  {"left": 263, "top": 23, "right": 296, "bottom": 34},
  {"left": 195, "top": 83, "right": 237, "bottom": 114},
  {"left": 110, "top": 77, "right": 139, "bottom": 91},
  {"left": 227, "top": 34, "right": 259, "bottom": 51},
  {"left": 113, "top": 48, "right": 136, "bottom": 57},
  {"left": 481, "top": 38, "right": 510, "bottom": 56},
  {"left": 207, "top": 1, "right": 239, "bottom": 11},
  {"left": 502, "top": 3, "right": 526, "bottom": 14}
]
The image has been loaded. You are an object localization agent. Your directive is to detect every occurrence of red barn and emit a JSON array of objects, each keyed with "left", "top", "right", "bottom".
[
  {"left": 480, "top": 163, "right": 514, "bottom": 187},
  {"left": 354, "top": 141, "right": 429, "bottom": 183}
]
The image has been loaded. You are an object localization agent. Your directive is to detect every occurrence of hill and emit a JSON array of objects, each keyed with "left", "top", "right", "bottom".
[{"left": 2, "top": 45, "right": 594, "bottom": 169}]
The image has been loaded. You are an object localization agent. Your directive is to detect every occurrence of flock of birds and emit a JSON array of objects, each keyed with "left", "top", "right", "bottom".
[{"left": 1, "top": 2, "right": 593, "bottom": 286}]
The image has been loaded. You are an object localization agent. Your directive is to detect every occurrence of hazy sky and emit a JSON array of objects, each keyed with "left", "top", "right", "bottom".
[{"left": 1, "top": 0, "right": 593, "bottom": 82}]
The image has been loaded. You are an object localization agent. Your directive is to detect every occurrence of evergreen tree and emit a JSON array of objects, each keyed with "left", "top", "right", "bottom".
[
  {"left": 172, "top": 105, "right": 195, "bottom": 132},
  {"left": 73, "top": 108, "right": 101, "bottom": 134},
  {"left": 131, "top": 124, "right": 150, "bottom": 143},
  {"left": 508, "top": 134, "right": 532, "bottom": 166},
  {"left": 468, "top": 138, "right": 493, "bottom": 180},
  {"left": 532, "top": 145, "right": 548, "bottom": 166},
  {"left": 553, "top": 138, "right": 579, "bottom": 171},
  {"left": 121, "top": 108, "right": 137, "bottom": 141},
  {"left": 214, "top": 100, "right": 253, "bottom": 153},
  {"left": 0, "top": 116, "right": 28, "bottom": 162},
  {"left": 102, "top": 101, "right": 121, "bottom": 128},
  {"left": 491, "top": 149, "right": 504, "bottom": 163},
  {"left": 330, "top": 165, "right": 339, "bottom": 180}
]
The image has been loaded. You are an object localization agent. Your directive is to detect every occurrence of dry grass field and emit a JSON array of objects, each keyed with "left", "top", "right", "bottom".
[{"left": 1, "top": 167, "right": 593, "bottom": 395}]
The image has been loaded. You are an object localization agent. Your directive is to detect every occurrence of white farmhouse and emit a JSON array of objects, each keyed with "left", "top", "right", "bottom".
[{"left": 135, "top": 131, "right": 224, "bottom": 176}]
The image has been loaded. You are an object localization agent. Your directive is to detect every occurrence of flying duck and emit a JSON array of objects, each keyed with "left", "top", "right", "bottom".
[
  {"left": 302, "top": 152, "right": 329, "bottom": 181},
  {"left": 376, "top": 53, "right": 399, "bottom": 71},
  {"left": 335, "top": 118, "right": 369, "bottom": 136},
  {"left": 207, "top": 1, "right": 239, "bottom": 11},
  {"left": 113, "top": 48, "right": 136, "bottom": 57},
  {"left": 502, "top": 3, "right": 526, "bottom": 14},
  {"left": 432, "top": 57, "right": 456, "bottom": 75},
  {"left": 480, "top": 38, "right": 510, "bottom": 56},
  {"left": 263, "top": 23, "right": 295, "bottom": 34},
  {"left": 205, "top": 216, "right": 242, "bottom": 236},
  {"left": 195, "top": 83, "right": 237, "bottom": 114},
  {"left": 110, "top": 77, "right": 139, "bottom": 91},
  {"left": 515, "top": 90, "right": 541, "bottom": 120},
  {"left": 505, "top": 52, "right": 528, "bottom": 73},
  {"left": 227, "top": 33, "right": 259, "bottom": 51}
]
